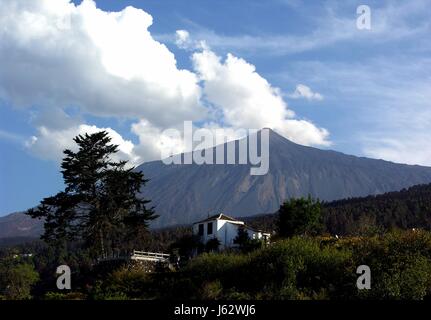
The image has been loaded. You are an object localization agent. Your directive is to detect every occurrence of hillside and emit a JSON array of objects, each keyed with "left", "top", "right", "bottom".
[
  {"left": 0, "top": 212, "right": 44, "bottom": 239},
  {"left": 3, "top": 129, "right": 431, "bottom": 237},
  {"left": 244, "top": 183, "right": 431, "bottom": 235},
  {"left": 324, "top": 183, "right": 431, "bottom": 235},
  {"left": 1, "top": 183, "right": 431, "bottom": 239},
  {"left": 136, "top": 129, "right": 431, "bottom": 227}
]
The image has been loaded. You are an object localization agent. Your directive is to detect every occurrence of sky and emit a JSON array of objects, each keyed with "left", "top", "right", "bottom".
[{"left": 0, "top": 0, "right": 430, "bottom": 216}]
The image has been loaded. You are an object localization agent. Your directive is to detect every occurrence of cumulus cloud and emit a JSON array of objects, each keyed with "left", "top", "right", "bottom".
[
  {"left": 192, "top": 49, "right": 330, "bottom": 146},
  {"left": 26, "top": 124, "right": 141, "bottom": 165},
  {"left": 131, "top": 119, "right": 189, "bottom": 162},
  {"left": 0, "top": 0, "right": 205, "bottom": 126},
  {"left": 175, "top": 29, "right": 207, "bottom": 51},
  {"left": 0, "top": 0, "right": 331, "bottom": 163},
  {"left": 289, "top": 84, "right": 323, "bottom": 101},
  {"left": 175, "top": 30, "right": 191, "bottom": 49}
]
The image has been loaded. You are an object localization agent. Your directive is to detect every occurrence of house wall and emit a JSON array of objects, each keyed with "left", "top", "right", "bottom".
[
  {"left": 216, "top": 220, "right": 247, "bottom": 248},
  {"left": 193, "top": 219, "right": 269, "bottom": 248},
  {"left": 193, "top": 221, "right": 217, "bottom": 244}
]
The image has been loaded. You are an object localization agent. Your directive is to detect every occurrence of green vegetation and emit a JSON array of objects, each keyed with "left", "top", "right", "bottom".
[
  {"left": 2, "top": 132, "right": 431, "bottom": 300},
  {"left": 233, "top": 227, "right": 264, "bottom": 253},
  {"left": 2, "top": 229, "right": 431, "bottom": 300},
  {"left": 278, "top": 197, "right": 323, "bottom": 237},
  {"left": 244, "top": 183, "right": 431, "bottom": 237},
  {"left": 10, "top": 230, "right": 426, "bottom": 301},
  {"left": 0, "top": 256, "right": 39, "bottom": 299},
  {"left": 351, "top": 230, "right": 431, "bottom": 299},
  {"left": 26, "top": 131, "right": 157, "bottom": 259},
  {"left": 324, "top": 184, "right": 431, "bottom": 235}
]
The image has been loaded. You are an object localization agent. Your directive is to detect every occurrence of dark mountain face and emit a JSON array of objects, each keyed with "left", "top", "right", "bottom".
[
  {"left": 0, "top": 212, "right": 43, "bottom": 239},
  {"left": 136, "top": 129, "right": 431, "bottom": 227},
  {"left": 2, "top": 129, "right": 431, "bottom": 238}
]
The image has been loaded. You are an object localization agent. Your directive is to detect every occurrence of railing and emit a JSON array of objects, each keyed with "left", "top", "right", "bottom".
[
  {"left": 96, "top": 250, "right": 170, "bottom": 263},
  {"left": 131, "top": 250, "right": 170, "bottom": 262}
]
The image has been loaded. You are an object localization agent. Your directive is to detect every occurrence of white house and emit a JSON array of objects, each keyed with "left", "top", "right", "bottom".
[{"left": 192, "top": 213, "right": 271, "bottom": 249}]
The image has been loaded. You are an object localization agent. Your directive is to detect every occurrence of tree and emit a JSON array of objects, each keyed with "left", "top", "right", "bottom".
[
  {"left": 278, "top": 197, "right": 323, "bottom": 238},
  {"left": 205, "top": 238, "right": 221, "bottom": 252},
  {"left": 0, "top": 258, "right": 39, "bottom": 300},
  {"left": 233, "top": 227, "right": 262, "bottom": 253},
  {"left": 27, "top": 131, "right": 157, "bottom": 258},
  {"left": 233, "top": 227, "right": 250, "bottom": 247},
  {"left": 170, "top": 234, "right": 203, "bottom": 260}
]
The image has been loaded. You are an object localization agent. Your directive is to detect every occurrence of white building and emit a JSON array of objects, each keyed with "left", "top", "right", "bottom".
[{"left": 192, "top": 213, "right": 271, "bottom": 249}]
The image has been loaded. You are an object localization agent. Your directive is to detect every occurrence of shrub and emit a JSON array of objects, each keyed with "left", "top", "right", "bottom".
[
  {"left": 200, "top": 280, "right": 223, "bottom": 300},
  {"left": 44, "top": 291, "right": 87, "bottom": 300},
  {"left": 89, "top": 266, "right": 152, "bottom": 300},
  {"left": 352, "top": 230, "right": 431, "bottom": 300},
  {"left": 0, "top": 260, "right": 39, "bottom": 300},
  {"left": 183, "top": 237, "right": 352, "bottom": 299},
  {"left": 185, "top": 252, "right": 249, "bottom": 281},
  {"left": 248, "top": 237, "right": 353, "bottom": 299}
]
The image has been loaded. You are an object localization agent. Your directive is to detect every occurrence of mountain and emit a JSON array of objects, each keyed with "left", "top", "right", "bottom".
[
  {"left": 0, "top": 211, "right": 43, "bottom": 239},
  {"left": 136, "top": 129, "right": 431, "bottom": 227},
  {"left": 243, "top": 183, "right": 431, "bottom": 235},
  {"left": 2, "top": 129, "right": 431, "bottom": 238}
]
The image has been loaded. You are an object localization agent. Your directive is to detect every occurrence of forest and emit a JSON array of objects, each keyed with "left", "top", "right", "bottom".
[
  {"left": 244, "top": 183, "right": 431, "bottom": 237},
  {"left": 1, "top": 131, "right": 431, "bottom": 300}
]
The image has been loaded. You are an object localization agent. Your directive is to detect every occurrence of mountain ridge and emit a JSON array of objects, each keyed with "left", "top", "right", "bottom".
[
  {"left": 2, "top": 128, "right": 431, "bottom": 235},
  {"left": 135, "top": 129, "right": 431, "bottom": 227}
]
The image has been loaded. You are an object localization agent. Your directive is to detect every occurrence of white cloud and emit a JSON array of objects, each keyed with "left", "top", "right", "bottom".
[
  {"left": 168, "top": 1, "right": 430, "bottom": 57},
  {"left": 289, "top": 84, "right": 323, "bottom": 101},
  {"left": 26, "top": 124, "right": 141, "bottom": 165},
  {"left": 175, "top": 29, "right": 191, "bottom": 49},
  {"left": 0, "top": 0, "right": 205, "bottom": 126},
  {"left": 175, "top": 29, "right": 207, "bottom": 51},
  {"left": 192, "top": 49, "right": 330, "bottom": 146},
  {"left": 0, "top": 0, "right": 331, "bottom": 163},
  {"left": 364, "top": 136, "right": 431, "bottom": 166},
  {"left": 131, "top": 119, "right": 188, "bottom": 163}
]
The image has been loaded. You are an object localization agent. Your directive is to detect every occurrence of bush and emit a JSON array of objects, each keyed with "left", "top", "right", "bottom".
[
  {"left": 200, "top": 280, "right": 223, "bottom": 300},
  {"left": 234, "top": 228, "right": 264, "bottom": 253},
  {"left": 24, "top": 229, "right": 431, "bottom": 300},
  {"left": 182, "top": 237, "right": 352, "bottom": 299},
  {"left": 89, "top": 266, "right": 152, "bottom": 300},
  {"left": 352, "top": 230, "right": 431, "bottom": 300},
  {"left": 44, "top": 291, "right": 87, "bottom": 300},
  {"left": 185, "top": 252, "right": 249, "bottom": 281},
  {"left": 0, "top": 260, "right": 39, "bottom": 300},
  {"left": 205, "top": 238, "right": 221, "bottom": 252},
  {"left": 248, "top": 237, "right": 353, "bottom": 299}
]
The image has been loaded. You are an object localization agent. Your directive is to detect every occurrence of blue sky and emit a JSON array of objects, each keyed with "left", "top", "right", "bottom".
[{"left": 1, "top": 0, "right": 431, "bottom": 216}]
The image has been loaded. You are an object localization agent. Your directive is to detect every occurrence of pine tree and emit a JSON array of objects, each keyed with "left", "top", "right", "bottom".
[{"left": 27, "top": 131, "right": 157, "bottom": 258}]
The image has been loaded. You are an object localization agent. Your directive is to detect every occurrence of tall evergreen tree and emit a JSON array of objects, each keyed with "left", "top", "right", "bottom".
[{"left": 27, "top": 131, "right": 157, "bottom": 258}]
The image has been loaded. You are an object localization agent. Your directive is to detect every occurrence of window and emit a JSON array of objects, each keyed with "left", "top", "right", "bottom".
[
  {"left": 207, "top": 222, "right": 213, "bottom": 235},
  {"left": 198, "top": 224, "right": 204, "bottom": 236}
]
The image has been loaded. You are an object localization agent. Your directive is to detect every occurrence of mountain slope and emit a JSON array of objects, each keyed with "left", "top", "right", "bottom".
[
  {"left": 136, "top": 129, "right": 431, "bottom": 227},
  {"left": 2, "top": 129, "right": 431, "bottom": 237},
  {"left": 243, "top": 183, "right": 431, "bottom": 235},
  {"left": 0, "top": 212, "right": 43, "bottom": 239}
]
